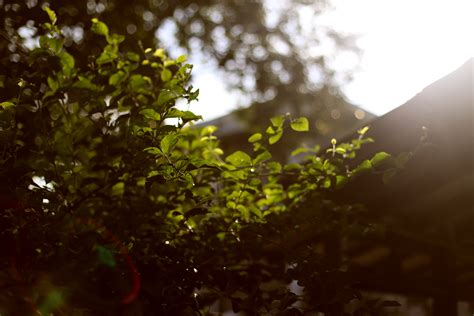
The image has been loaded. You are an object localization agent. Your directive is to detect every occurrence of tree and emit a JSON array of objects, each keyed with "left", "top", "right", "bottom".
[
  {"left": 0, "top": 8, "right": 404, "bottom": 315},
  {"left": 1, "top": 0, "right": 366, "bottom": 139}
]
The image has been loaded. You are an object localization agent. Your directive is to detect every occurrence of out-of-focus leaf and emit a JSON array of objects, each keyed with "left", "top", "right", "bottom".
[
  {"left": 161, "top": 134, "right": 178, "bottom": 154},
  {"left": 269, "top": 130, "right": 283, "bottom": 144},
  {"left": 109, "top": 71, "right": 126, "bottom": 86},
  {"left": 140, "top": 109, "right": 161, "bottom": 121},
  {"left": 371, "top": 152, "right": 391, "bottom": 167},
  {"left": 270, "top": 115, "right": 284, "bottom": 128},
  {"left": 248, "top": 133, "right": 262, "bottom": 143},
  {"left": 91, "top": 18, "right": 109, "bottom": 37},
  {"left": 226, "top": 151, "right": 251, "bottom": 167},
  {"left": 43, "top": 6, "right": 57, "bottom": 24},
  {"left": 290, "top": 117, "right": 309, "bottom": 132}
]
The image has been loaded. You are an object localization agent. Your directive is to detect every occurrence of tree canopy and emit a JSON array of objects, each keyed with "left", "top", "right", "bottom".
[
  {"left": 0, "top": 6, "right": 408, "bottom": 316},
  {"left": 1, "top": 0, "right": 364, "bottom": 134}
]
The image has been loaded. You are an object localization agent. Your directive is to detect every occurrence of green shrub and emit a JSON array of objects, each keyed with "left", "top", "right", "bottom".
[{"left": 0, "top": 8, "right": 403, "bottom": 315}]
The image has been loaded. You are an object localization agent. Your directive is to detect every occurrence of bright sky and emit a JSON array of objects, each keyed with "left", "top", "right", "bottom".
[{"left": 183, "top": 0, "right": 474, "bottom": 120}]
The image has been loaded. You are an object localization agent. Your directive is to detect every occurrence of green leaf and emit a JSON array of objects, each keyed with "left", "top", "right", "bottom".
[
  {"left": 353, "top": 160, "right": 372, "bottom": 175},
  {"left": 157, "top": 90, "right": 178, "bottom": 106},
  {"left": 0, "top": 101, "right": 15, "bottom": 109},
  {"left": 290, "top": 117, "right": 309, "bottom": 132},
  {"left": 73, "top": 76, "right": 98, "bottom": 91},
  {"left": 97, "top": 45, "right": 118, "bottom": 65},
  {"left": 39, "top": 36, "right": 63, "bottom": 54},
  {"left": 161, "top": 134, "right": 178, "bottom": 154},
  {"left": 107, "top": 34, "right": 125, "bottom": 45},
  {"left": 143, "top": 147, "right": 162, "bottom": 155},
  {"left": 358, "top": 126, "right": 369, "bottom": 135},
  {"left": 236, "top": 204, "right": 249, "bottom": 219},
  {"left": 43, "top": 6, "right": 57, "bottom": 25},
  {"left": 248, "top": 133, "right": 262, "bottom": 143},
  {"left": 176, "top": 55, "right": 187, "bottom": 63},
  {"left": 267, "top": 161, "right": 282, "bottom": 173},
  {"left": 226, "top": 151, "right": 252, "bottom": 167},
  {"left": 153, "top": 48, "right": 165, "bottom": 58},
  {"left": 111, "top": 182, "right": 124, "bottom": 196},
  {"left": 270, "top": 115, "right": 284, "bottom": 128},
  {"left": 129, "top": 74, "right": 149, "bottom": 91},
  {"left": 140, "top": 109, "right": 161, "bottom": 121},
  {"left": 265, "top": 126, "right": 275, "bottom": 135},
  {"left": 49, "top": 103, "right": 63, "bottom": 120},
  {"left": 201, "top": 125, "right": 217, "bottom": 136},
  {"left": 161, "top": 68, "right": 172, "bottom": 82},
  {"left": 164, "top": 60, "right": 176, "bottom": 67},
  {"left": 126, "top": 52, "right": 140, "bottom": 62},
  {"left": 213, "top": 148, "right": 224, "bottom": 155},
  {"left": 371, "top": 152, "right": 391, "bottom": 167},
  {"left": 109, "top": 71, "right": 126, "bottom": 86},
  {"left": 91, "top": 18, "right": 109, "bottom": 37},
  {"left": 284, "top": 163, "right": 302, "bottom": 171},
  {"left": 166, "top": 108, "right": 183, "bottom": 118},
  {"left": 253, "top": 151, "right": 272, "bottom": 164},
  {"left": 291, "top": 147, "right": 309, "bottom": 156},
  {"left": 268, "top": 130, "right": 283, "bottom": 145},
  {"left": 181, "top": 111, "right": 202, "bottom": 123},
  {"left": 336, "top": 175, "right": 348, "bottom": 188},
  {"left": 47, "top": 77, "right": 59, "bottom": 92},
  {"left": 59, "top": 51, "right": 75, "bottom": 76}
]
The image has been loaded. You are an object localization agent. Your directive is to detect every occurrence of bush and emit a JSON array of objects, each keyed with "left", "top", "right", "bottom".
[{"left": 0, "top": 8, "right": 402, "bottom": 315}]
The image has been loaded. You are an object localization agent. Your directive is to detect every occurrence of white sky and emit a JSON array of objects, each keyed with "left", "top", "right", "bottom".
[{"left": 183, "top": 0, "right": 474, "bottom": 120}]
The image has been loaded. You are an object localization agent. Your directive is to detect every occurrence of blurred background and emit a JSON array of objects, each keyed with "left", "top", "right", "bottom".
[
  {"left": 4, "top": 0, "right": 473, "bottom": 119},
  {"left": 177, "top": 0, "right": 473, "bottom": 121}
]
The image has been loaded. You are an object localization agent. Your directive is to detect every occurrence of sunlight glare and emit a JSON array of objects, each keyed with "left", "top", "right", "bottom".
[{"left": 328, "top": 0, "right": 473, "bottom": 115}]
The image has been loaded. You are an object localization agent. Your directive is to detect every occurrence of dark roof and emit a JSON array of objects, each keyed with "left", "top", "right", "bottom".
[{"left": 337, "top": 58, "right": 474, "bottom": 301}]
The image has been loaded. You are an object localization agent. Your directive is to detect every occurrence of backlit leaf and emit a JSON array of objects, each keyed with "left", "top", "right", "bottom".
[
  {"left": 0, "top": 101, "right": 15, "bottom": 109},
  {"left": 226, "top": 151, "right": 251, "bottom": 167},
  {"left": 109, "top": 71, "right": 126, "bottom": 86},
  {"left": 371, "top": 152, "right": 391, "bottom": 167},
  {"left": 358, "top": 126, "right": 369, "bottom": 135},
  {"left": 43, "top": 6, "right": 57, "bottom": 24},
  {"left": 270, "top": 115, "right": 284, "bottom": 128},
  {"left": 176, "top": 55, "right": 187, "bottom": 63},
  {"left": 268, "top": 130, "right": 283, "bottom": 144},
  {"left": 253, "top": 151, "right": 272, "bottom": 164},
  {"left": 161, "top": 134, "right": 178, "bottom": 154},
  {"left": 91, "top": 18, "right": 109, "bottom": 37},
  {"left": 161, "top": 68, "right": 172, "bottom": 82},
  {"left": 290, "top": 117, "right": 309, "bottom": 132},
  {"left": 140, "top": 109, "right": 161, "bottom": 121},
  {"left": 111, "top": 182, "right": 124, "bottom": 196},
  {"left": 248, "top": 133, "right": 262, "bottom": 143}
]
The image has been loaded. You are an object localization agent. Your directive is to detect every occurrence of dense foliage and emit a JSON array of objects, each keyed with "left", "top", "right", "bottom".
[{"left": 0, "top": 9, "right": 404, "bottom": 315}]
